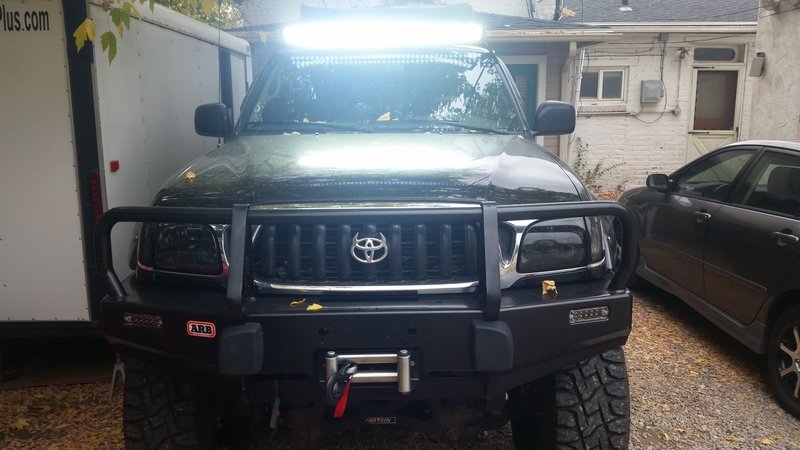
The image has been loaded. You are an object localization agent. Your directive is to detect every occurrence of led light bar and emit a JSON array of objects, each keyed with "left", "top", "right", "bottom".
[{"left": 283, "top": 20, "right": 484, "bottom": 49}]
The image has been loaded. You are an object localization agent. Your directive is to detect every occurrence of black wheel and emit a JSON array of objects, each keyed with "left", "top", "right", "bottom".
[
  {"left": 767, "top": 305, "right": 800, "bottom": 418},
  {"left": 123, "top": 357, "right": 226, "bottom": 449},
  {"left": 610, "top": 217, "right": 624, "bottom": 273},
  {"left": 509, "top": 347, "right": 630, "bottom": 450}
]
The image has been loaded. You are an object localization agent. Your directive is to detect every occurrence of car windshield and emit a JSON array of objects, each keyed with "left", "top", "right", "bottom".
[{"left": 241, "top": 50, "right": 523, "bottom": 135}]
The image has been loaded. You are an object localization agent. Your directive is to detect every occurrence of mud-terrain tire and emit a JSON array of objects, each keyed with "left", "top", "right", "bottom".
[
  {"left": 766, "top": 305, "right": 800, "bottom": 418},
  {"left": 123, "top": 357, "right": 221, "bottom": 450},
  {"left": 510, "top": 347, "right": 630, "bottom": 450}
]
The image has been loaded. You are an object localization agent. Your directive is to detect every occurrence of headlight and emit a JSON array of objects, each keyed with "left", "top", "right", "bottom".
[
  {"left": 514, "top": 216, "right": 609, "bottom": 275},
  {"left": 138, "top": 223, "right": 222, "bottom": 275},
  {"left": 517, "top": 218, "right": 587, "bottom": 273}
]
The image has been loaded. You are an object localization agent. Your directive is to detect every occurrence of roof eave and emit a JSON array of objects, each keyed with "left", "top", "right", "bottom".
[
  {"left": 484, "top": 29, "right": 623, "bottom": 43},
  {"left": 577, "top": 22, "right": 758, "bottom": 34}
]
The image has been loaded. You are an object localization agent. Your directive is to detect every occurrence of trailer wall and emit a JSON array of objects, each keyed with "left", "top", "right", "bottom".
[{"left": 0, "top": 0, "right": 90, "bottom": 322}]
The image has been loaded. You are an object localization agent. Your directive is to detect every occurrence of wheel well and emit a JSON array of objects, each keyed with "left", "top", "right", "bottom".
[{"left": 767, "top": 290, "right": 800, "bottom": 331}]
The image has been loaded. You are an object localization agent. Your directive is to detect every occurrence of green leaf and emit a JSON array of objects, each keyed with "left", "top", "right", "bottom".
[
  {"left": 73, "top": 18, "right": 96, "bottom": 53},
  {"left": 100, "top": 31, "right": 117, "bottom": 64},
  {"left": 110, "top": 8, "right": 131, "bottom": 36},
  {"left": 200, "top": 0, "right": 215, "bottom": 17}
]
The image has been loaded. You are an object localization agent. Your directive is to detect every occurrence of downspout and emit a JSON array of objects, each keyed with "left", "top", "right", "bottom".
[
  {"left": 560, "top": 42, "right": 583, "bottom": 162},
  {"left": 554, "top": 0, "right": 564, "bottom": 21},
  {"left": 526, "top": 0, "right": 535, "bottom": 19}
]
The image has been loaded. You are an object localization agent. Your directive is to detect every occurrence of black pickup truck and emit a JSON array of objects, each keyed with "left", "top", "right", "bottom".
[{"left": 95, "top": 44, "right": 637, "bottom": 449}]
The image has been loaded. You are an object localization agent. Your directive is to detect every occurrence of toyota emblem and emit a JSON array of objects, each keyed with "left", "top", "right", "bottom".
[{"left": 351, "top": 232, "right": 389, "bottom": 264}]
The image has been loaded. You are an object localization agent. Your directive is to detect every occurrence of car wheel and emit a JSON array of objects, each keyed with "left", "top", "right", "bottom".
[
  {"left": 767, "top": 305, "right": 800, "bottom": 418},
  {"left": 123, "top": 357, "right": 227, "bottom": 449},
  {"left": 509, "top": 347, "right": 630, "bottom": 450}
]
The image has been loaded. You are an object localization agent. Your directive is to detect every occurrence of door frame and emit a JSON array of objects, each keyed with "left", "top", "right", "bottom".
[
  {"left": 687, "top": 63, "right": 746, "bottom": 161},
  {"left": 499, "top": 55, "right": 547, "bottom": 145}
]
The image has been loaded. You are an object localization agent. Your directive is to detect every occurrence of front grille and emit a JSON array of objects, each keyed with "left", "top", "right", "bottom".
[{"left": 249, "top": 221, "right": 480, "bottom": 286}]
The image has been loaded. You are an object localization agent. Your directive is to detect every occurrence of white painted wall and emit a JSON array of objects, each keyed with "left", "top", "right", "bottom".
[
  {"left": 748, "top": 1, "right": 800, "bottom": 139},
  {"left": 570, "top": 33, "right": 756, "bottom": 193}
]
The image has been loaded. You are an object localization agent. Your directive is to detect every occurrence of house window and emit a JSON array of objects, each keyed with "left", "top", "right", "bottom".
[
  {"left": 694, "top": 47, "right": 738, "bottom": 62},
  {"left": 580, "top": 69, "right": 625, "bottom": 100}
]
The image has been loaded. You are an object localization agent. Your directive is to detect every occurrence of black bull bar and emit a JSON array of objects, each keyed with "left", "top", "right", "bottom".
[{"left": 94, "top": 201, "right": 638, "bottom": 321}]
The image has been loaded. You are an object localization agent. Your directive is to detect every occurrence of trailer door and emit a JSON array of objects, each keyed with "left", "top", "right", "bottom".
[{"left": 0, "top": 0, "right": 91, "bottom": 322}]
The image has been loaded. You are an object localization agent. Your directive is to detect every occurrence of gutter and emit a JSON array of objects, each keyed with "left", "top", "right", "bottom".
[
  {"left": 574, "top": 22, "right": 757, "bottom": 34},
  {"left": 484, "top": 29, "right": 622, "bottom": 43}
]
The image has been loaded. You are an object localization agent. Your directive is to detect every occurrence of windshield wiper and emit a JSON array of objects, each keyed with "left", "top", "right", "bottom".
[
  {"left": 244, "top": 120, "right": 374, "bottom": 133},
  {"left": 381, "top": 119, "right": 518, "bottom": 134}
]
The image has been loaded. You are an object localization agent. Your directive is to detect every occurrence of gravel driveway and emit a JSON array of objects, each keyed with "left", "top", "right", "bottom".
[{"left": 1, "top": 284, "right": 798, "bottom": 449}]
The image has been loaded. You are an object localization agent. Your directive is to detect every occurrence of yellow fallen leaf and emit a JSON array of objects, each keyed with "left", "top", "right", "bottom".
[
  {"left": 688, "top": 370, "right": 699, "bottom": 376},
  {"left": 184, "top": 171, "right": 197, "bottom": 182},
  {"left": 306, "top": 303, "right": 324, "bottom": 311},
  {"left": 662, "top": 432, "right": 669, "bottom": 441},
  {"left": 761, "top": 438, "right": 772, "bottom": 446},
  {"left": 700, "top": 424, "right": 708, "bottom": 432},
  {"left": 11, "top": 417, "right": 30, "bottom": 430},
  {"left": 726, "top": 435, "right": 741, "bottom": 442},
  {"left": 290, "top": 299, "right": 306, "bottom": 306},
  {"left": 676, "top": 427, "right": 685, "bottom": 433},
  {"left": 541, "top": 280, "right": 557, "bottom": 295},
  {"left": 771, "top": 435, "right": 782, "bottom": 440}
]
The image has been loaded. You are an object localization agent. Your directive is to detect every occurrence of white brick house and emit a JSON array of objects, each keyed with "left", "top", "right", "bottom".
[{"left": 561, "top": 0, "right": 759, "bottom": 192}]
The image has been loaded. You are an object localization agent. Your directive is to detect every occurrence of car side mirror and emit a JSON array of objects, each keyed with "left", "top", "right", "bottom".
[
  {"left": 531, "top": 101, "right": 576, "bottom": 137},
  {"left": 195, "top": 103, "right": 233, "bottom": 138},
  {"left": 646, "top": 174, "right": 670, "bottom": 191}
]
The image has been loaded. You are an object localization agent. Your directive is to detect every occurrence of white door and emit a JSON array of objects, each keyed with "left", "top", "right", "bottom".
[{"left": 687, "top": 67, "right": 744, "bottom": 162}]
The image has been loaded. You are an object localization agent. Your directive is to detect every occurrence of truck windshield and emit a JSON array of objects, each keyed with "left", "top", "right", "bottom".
[{"left": 241, "top": 50, "right": 523, "bottom": 135}]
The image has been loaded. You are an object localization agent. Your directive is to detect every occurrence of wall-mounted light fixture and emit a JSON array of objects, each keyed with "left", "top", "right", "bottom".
[{"left": 749, "top": 52, "right": 766, "bottom": 77}]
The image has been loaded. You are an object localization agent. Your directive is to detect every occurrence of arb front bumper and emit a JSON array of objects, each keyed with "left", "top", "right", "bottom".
[{"left": 95, "top": 201, "right": 637, "bottom": 402}]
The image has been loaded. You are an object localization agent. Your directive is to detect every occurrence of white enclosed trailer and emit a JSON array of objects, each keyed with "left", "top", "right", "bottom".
[{"left": 0, "top": 0, "right": 251, "bottom": 334}]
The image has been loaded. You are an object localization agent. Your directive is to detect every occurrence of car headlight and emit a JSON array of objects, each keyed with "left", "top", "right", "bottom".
[
  {"left": 517, "top": 217, "right": 605, "bottom": 274},
  {"left": 137, "top": 223, "right": 222, "bottom": 275}
]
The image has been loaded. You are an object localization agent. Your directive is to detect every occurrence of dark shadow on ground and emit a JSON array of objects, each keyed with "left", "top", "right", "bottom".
[{"left": 0, "top": 337, "right": 115, "bottom": 389}]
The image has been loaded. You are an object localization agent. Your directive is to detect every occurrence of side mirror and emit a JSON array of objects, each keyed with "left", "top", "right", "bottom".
[
  {"left": 531, "top": 101, "right": 576, "bottom": 136},
  {"left": 195, "top": 103, "right": 233, "bottom": 138},
  {"left": 646, "top": 174, "right": 670, "bottom": 191}
]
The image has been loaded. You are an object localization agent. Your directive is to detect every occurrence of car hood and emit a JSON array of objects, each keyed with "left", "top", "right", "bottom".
[{"left": 153, "top": 133, "right": 586, "bottom": 207}]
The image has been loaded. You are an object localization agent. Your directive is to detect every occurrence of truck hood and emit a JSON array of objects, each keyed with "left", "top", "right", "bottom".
[{"left": 153, "top": 133, "right": 586, "bottom": 207}]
